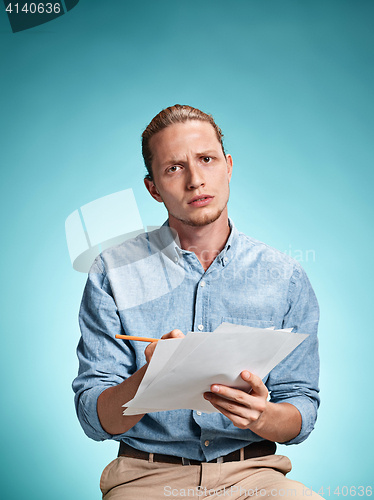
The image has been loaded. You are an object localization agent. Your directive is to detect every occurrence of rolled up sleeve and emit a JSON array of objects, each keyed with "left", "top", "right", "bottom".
[
  {"left": 268, "top": 263, "right": 320, "bottom": 445},
  {"left": 72, "top": 256, "right": 136, "bottom": 442}
]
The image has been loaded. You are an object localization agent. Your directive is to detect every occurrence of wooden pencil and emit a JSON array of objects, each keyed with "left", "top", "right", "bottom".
[{"left": 115, "top": 334, "right": 159, "bottom": 343}]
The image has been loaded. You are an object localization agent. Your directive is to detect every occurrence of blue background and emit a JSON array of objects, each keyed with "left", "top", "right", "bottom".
[{"left": 1, "top": 1, "right": 373, "bottom": 498}]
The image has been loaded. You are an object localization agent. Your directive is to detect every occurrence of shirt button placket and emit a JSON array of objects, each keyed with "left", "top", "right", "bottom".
[{"left": 194, "top": 278, "right": 207, "bottom": 333}]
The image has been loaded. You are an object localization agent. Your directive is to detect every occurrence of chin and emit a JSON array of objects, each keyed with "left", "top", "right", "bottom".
[{"left": 176, "top": 207, "right": 226, "bottom": 227}]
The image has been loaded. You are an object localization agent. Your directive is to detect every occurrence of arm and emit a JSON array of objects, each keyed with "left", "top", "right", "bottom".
[
  {"left": 97, "top": 365, "right": 148, "bottom": 435},
  {"left": 204, "top": 263, "right": 320, "bottom": 444},
  {"left": 72, "top": 256, "right": 142, "bottom": 441},
  {"left": 72, "top": 255, "right": 185, "bottom": 439}
]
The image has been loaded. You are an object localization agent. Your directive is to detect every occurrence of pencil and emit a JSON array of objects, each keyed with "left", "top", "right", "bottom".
[{"left": 115, "top": 334, "right": 159, "bottom": 343}]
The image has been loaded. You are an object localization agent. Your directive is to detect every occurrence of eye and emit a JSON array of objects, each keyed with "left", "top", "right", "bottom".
[
  {"left": 167, "top": 165, "right": 181, "bottom": 173},
  {"left": 202, "top": 156, "right": 212, "bottom": 164}
]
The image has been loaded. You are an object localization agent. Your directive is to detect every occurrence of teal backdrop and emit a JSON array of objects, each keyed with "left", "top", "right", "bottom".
[{"left": 1, "top": 1, "right": 373, "bottom": 498}]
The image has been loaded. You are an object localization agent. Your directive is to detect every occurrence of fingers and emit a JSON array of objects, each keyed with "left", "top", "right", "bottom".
[
  {"left": 206, "top": 372, "right": 267, "bottom": 402},
  {"left": 144, "top": 342, "right": 157, "bottom": 364},
  {"left": 240, "top": 371, "right": 269, "bottom": 398},
  {"left": 206, "top": 398, "right": 262, "bottom": 429},
  {"left": 203, "top": 371, "right": 269, "bottom": 429},
  {"left": 161, "top": 329, "right": 185, "bottom": 340},
  {"left": 204, "top": 387, "right": 265, "bottom": 414},
  {"left": 145, "top": 329, "right": 185, "bottom": 364}
]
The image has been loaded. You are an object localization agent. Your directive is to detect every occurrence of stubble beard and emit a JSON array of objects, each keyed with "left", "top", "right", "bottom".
[{"left": 172, "top": 204, "right": 227, "bottom": 227}]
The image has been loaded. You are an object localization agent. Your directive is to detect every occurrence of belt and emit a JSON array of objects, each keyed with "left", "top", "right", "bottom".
[{"left": 118, "top": 440, "right": 276, "bottom": 465}]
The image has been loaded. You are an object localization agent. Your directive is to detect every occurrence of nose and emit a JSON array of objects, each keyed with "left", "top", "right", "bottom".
[{"left": 186, "top": 164, "right": 204, "bottom": 190}]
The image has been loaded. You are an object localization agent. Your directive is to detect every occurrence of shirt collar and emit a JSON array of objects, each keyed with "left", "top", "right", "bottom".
[
  {"left": 218, "top": 217, "right": 236, "bottom": 267},
  {"left": 159, "top": 217, "right": 238, "bottom": 267}
]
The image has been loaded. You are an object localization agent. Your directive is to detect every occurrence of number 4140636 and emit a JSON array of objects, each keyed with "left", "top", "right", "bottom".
[
  {"left": 5, "top": 3, "right": 61, "bottom": 14},
  {"left": 318, "top": 486, "right": 372, "bottom": 497}
]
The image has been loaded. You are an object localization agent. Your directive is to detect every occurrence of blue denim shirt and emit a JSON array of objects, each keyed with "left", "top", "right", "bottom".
[{"left": 72, "top": 219, "right": 320, "bottom": 461}]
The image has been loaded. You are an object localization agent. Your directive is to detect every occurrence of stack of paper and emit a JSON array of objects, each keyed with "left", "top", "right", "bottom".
[{"left": 123, "top": 322, "right": 308, "bottom": 415}]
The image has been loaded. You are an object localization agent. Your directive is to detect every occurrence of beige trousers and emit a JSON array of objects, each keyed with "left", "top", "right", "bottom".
[{"left": 100, "top": 454, "right": 322, "bottom": 500}]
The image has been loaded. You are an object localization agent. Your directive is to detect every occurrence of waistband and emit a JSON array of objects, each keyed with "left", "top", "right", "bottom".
[{"left": 118, "top": 440, "right": 276, "bottom": 465}]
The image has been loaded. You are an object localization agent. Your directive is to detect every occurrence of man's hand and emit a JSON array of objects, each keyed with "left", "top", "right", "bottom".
[
  {"left": 144, "top": 329, "right": 185, "bottom": 364},
  {"left": 203, "top": 370, "right": 302, "bottom": 443},
  {"left": 204, "top": 370, "right": 268, "bottom": 429}
]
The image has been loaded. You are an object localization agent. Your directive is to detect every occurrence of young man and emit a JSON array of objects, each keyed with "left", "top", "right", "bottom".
[{"left": 73, "top": 105, "right": 321, "bottom": 499}]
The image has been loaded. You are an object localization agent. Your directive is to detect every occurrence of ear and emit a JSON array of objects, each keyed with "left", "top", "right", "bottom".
[
  {"left": 144, "top": 178, "right": 163, "bottom": 203},
  {"left": 226, "top": 154, "right": 233, "bottom": 182}
]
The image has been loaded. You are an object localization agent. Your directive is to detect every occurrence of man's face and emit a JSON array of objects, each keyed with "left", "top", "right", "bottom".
[{"left": 144, "top": 120, "right": 233, "bottom": 228}]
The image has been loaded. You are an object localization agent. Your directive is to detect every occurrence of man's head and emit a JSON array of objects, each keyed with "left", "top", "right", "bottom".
[
  {"left": 142, "top": 105, "right": 226, "bottom": 182},
  {"left": 142, "top": 105, "right": 233, "bottom": 228}
]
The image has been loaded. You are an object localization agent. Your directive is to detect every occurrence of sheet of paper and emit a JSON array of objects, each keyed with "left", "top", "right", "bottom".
[
  {"left": 123, "top": 324, "right": 308, "bottom": 415},
  {"left": 127, "top": 338, "right": 183, "bottom": 399},
  {"left": 145, "top": 331, "right": 211, "bottom": 391},
  {"left": 261, "top": 333, "right": 304, "bottom": 377},
  {"left": 124, "top": 329, "right": 282, "bottom": 413},
  {"left": 213, "top": 323, "right": 300, "bottom": 378}
]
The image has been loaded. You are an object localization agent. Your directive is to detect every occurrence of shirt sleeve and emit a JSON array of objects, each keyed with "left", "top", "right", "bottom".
[
  {"left": 72, "top": 255, "right": 137, "bottom": 442},
  {"left": 267, "top": 262, "right": 320, "bottom": 445}
]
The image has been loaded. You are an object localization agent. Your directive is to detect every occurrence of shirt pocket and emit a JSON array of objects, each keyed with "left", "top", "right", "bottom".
[{"left": 221, "top": 316, "right": 274, "bottom": 329}]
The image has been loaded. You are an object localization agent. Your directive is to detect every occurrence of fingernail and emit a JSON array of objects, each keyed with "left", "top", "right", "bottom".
[
  {"left": 243, "top": 371, "right": 250, "bottom": 379},
  {"left": 204, "top": 393, "right": 212, "bottom": 400},
  {"left": 211, "top": 385, "right": 219, "bottom": 393}
]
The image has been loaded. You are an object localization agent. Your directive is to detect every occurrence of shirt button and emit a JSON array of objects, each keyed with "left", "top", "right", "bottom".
[
  {"left": 224, "top": 257, "right": 228, "bottom": 262},
  {"left": 198, "top": 325, "right": 204, "bottom": 331},
  {"left": 200, "top": 281, "right": 205, "bottom": 287},
  {"left": 174, "top": 257, "right": 178, "bottom": 262},
  {"left": 196, "top": 411, "right": 202, "bottom": 416},
  {"left": 204, "top": 440, "right": 209, "bottom": 447}
]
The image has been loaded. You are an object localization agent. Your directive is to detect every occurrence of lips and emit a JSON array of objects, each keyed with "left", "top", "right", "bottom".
[{"left": 188, "top": 195, "right": 214, "bottom": 207}]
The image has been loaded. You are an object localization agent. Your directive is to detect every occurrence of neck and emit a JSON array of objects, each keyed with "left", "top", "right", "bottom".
[{"left": 168, "top": 208, "right": 231, "bottom": 271}]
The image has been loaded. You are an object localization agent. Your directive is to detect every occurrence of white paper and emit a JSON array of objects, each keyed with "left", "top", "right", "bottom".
[
  {"left": 145, "top": 332, "right": 212, "bottom": 391},
  {"left": 123, "top": 323, "right": 307, "bottom": 415},
  {"left": 130, "top": 338, "right": 184, "bottom": 399}
]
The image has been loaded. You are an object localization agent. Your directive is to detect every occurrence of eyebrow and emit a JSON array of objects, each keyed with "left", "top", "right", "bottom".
[{"left": 160, "top": 150, "right": 219, "bottom": 168}]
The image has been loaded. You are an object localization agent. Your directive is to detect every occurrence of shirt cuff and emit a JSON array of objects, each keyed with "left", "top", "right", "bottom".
[
  {"left": 277, "top": 396, "right": 318, "bottom": 445},
  {"left": 76, "top": 385, "right": 115, "bottom": 442}
]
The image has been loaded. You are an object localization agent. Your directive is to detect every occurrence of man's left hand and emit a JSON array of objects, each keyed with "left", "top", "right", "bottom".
[{"left": 204, "top": 371, "right": 268, "bottom": 430}]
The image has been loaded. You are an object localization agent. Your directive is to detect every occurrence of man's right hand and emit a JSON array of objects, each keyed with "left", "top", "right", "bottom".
[{"left": 144, "top": 329, "right": 184, "bottom": 364}]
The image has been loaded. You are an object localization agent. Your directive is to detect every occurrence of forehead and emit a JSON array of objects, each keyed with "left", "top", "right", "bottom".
[{"left": 149, "top": 120, "right": 222, "bottom": 164}]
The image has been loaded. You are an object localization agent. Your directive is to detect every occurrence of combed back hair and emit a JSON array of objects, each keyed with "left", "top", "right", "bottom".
[{"left": 142, "top": 104, "right": 225, "bottom": 181}]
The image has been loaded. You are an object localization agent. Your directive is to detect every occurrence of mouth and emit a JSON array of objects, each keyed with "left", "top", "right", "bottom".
[{"left": 188, "top": 195, "right": 214, "bottom": 207}]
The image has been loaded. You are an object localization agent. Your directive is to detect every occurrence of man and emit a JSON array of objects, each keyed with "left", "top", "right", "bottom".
[{"left": 73, "top": 105, "right": 321, "bottom": 499}]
